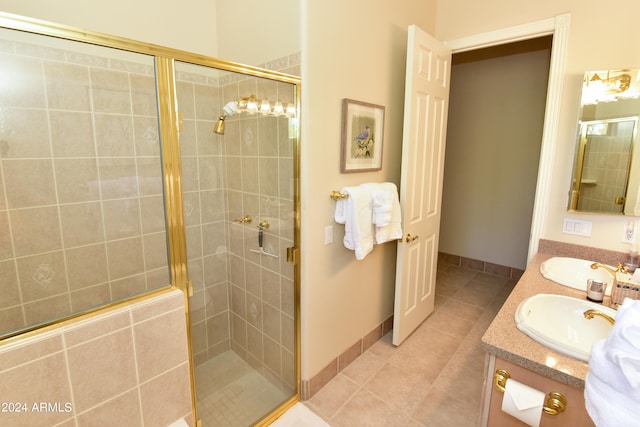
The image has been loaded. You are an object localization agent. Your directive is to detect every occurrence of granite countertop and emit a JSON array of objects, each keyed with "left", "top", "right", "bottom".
[{"left": 481, "top": 251, "right": 614, "bottom": 390}]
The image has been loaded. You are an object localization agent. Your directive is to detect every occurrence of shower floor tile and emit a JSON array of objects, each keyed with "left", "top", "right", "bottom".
[{"left": 195, "top": 351, "right": 286, "bottom": 426}]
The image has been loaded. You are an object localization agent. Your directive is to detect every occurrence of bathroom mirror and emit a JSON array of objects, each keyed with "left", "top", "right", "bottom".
[{"left": 568, "top": 69, "right": 640, "bottom": 215}]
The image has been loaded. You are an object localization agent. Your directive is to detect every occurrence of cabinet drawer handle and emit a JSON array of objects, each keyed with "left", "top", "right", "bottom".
[{"left": 494, "top": 369, "right": 567, "bottom": 416}]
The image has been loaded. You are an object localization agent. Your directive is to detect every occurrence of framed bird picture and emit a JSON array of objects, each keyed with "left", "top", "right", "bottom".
[{"left": 341, "top": 98, "right": 385, "bottom": 172}]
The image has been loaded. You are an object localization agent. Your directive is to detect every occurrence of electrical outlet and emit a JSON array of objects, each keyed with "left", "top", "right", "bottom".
[{"left": 623, "top": 222, "right": 636, "bottom": 243}]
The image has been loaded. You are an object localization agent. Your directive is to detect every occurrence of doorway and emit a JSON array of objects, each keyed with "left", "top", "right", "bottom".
[
  {"left": 439, "top": 36, "right": 553, "bottom": 271},
  {"left": 441, "top": 14, "right": 571, "bottom": 268}
]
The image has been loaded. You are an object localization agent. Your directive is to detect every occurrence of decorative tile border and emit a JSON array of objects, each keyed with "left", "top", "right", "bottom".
[
  {"left": 300, "top": 316, "right": 393, "bottom": 400},
  {"left": 438, "top": 252, "right": 524, "bottom": 280}
]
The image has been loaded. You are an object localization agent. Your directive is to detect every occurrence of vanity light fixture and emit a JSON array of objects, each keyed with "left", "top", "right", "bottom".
[
  {"left": 236, "top": 95, "right": 295, "bottom": 117},
  {"left": 213, "top": 95, "right": 297, "bottom": 135},
  {"left": 583, "top": 70, "right": 637, "bottom": 104}
]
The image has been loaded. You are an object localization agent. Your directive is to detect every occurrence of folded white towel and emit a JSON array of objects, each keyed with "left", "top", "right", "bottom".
[
  {"left": 334, "top": 186, "right": 374, "bottom": 260},
  {"left": 585, "top": 298, "right": 640, "bottom": 427},
  {"left": 362, "top": 182, "right": 403, "bottom": 244},
  {"left": 362, "top": 182, "right": 392, "bottom": 226}
]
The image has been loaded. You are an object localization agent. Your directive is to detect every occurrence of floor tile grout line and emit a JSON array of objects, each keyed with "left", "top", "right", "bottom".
[{"left": 307, "top": 263, "right": 517, "bottom": 426}]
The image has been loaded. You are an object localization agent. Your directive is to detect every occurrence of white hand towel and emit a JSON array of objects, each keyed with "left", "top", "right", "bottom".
[
  {"left": 585, "top": 298, "right": 640, "bottom": 427},
  {"left": 365, "top": 183, "right": 393, "bottom": 226},
  {"left": 362, "top": 182, "right": 403, "bottom": 244},
  {"left": 334, "top": 186, "right": 374, "bottom": 260}
]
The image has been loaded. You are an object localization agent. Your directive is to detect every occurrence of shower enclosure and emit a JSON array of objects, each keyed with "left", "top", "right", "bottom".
[
  {"left": 0, "top": 12, "right": 300, "bottom": 427},
  {"left": 174, "top": 61, "right": 300, "bottom": 426}
]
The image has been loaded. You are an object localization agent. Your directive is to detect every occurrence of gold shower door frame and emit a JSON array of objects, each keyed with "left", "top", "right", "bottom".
[{"left": 0, "top": 12, "right": 302, "bottom": 427}]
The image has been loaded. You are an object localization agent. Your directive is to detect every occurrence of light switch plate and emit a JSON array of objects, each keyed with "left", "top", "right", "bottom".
[
  {"left": 324, "top": 226, "right": 333, "bottom": 244},
  {"left": 563, "top": 218, "right": 592, "bottom": 237}
]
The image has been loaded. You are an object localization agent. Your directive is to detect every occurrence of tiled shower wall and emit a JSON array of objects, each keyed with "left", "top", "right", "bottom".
[
  {"left": 0, "top": 289, "right": 193, "bottom": 427},
  {"left": 176, "top": 66, "right": 230, "bottom": 364},
  {"left": 0, "top": 30, "right": 169, "bottom": 336},
  {"left": 176, "top": 53, "right": 299, "bottom": 394},
  {"left": 578, "top": 133, "right": 632, "bottom": 213}
]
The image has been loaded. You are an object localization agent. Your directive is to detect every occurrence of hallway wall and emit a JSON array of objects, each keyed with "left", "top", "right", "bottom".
[{"left": 440, "top": 38, "right": 552, "bottom": 270}]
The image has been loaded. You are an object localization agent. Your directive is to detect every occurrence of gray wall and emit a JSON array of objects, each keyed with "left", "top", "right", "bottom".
[{"left": 439, "top": 37, "right": 552, "bottom": 269}]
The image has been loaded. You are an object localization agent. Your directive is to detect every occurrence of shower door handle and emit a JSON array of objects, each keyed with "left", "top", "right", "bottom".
[{"left": 286, "top": 247, "right": 299, "bottom": 264}]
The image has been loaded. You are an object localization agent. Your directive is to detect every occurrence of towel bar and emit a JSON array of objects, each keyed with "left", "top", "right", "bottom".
[
  {"left": 330, "top": 190, "right": 349, "bottom": 200},
  {"left": 494, "top": 369, "right": 567, "bottom": 416}
]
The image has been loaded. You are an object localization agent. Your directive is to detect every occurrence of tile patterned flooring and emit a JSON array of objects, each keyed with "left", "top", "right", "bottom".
[
  {"left": 195, "top": 351, "right": 286, "bottom": 426},
  {"left": 304, "top": 262, "right": 517, "bottom": 426}
]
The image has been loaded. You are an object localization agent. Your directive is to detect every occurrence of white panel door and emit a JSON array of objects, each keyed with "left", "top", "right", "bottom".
[{"left": 393, "top": 25, "right": 451, "bottom": 346}]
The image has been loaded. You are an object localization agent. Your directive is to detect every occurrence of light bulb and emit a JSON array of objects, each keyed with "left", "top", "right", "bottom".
[
  {"left": 246, "top": 96, "right": 258, "bottom": 114},
  {"left": 273, "top": 101, "right": 284, "bottom": 116},
  {"left": 285, "top": 103, "right": 296, "bottom": 117},
  {"left": 260, "top": 99, "right": 271, "bottom": 115},
  {"left": 237, "top": 97, "right": 248, "bottom": 112}
]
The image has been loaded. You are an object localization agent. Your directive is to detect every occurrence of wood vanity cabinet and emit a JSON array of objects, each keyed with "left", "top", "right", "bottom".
[{"left": 480, "top": 356, "right": 596, "bottom": 427}]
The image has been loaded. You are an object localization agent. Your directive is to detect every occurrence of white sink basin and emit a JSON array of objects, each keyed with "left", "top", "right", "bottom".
[
  {"left": 540, "top": 257, "right": 613, "bottom": 296},
  {"left": 515, "top": 293, "right": 616, "bottom": 362}
]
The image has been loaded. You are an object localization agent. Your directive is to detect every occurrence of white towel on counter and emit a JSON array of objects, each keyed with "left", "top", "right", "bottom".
[
  {"left": 334, "top": 186, "right": 374, "bottom": 260},
  {"left": 585, "top": 298, "right": 640, "bottom": 427},
  {"left": 362, "top": 182, "right": 403, "bottom": 244}
]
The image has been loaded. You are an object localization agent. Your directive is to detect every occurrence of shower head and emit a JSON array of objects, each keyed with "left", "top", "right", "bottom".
[
  {"left": 213, "top": 115, "right": 226, "bottom": 135},
  {"left": 213, "top": 101, "right": 239, "bottom": 135}
]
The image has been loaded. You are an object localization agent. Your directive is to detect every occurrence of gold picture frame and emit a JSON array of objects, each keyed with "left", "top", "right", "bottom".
[{"left": 341, "top": 98, "right": 385, "bottom": 173}]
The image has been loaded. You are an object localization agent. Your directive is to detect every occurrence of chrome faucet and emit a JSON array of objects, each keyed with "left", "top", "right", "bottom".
[{"left": 583, "top": 309, "right": 615, "bottom": 325}]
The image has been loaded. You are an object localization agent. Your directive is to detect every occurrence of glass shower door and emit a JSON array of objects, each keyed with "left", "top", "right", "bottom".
[
  {"left": 0, "top": 26, "right": 170, "bottom": 339},
  {"left": 174, "top": 61, "right": 298, "bottom": 426}
]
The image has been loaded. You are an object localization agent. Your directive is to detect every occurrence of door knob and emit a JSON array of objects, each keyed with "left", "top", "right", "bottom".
[{"left": 405, "top": 233, "right": 419, "bottom": 243}]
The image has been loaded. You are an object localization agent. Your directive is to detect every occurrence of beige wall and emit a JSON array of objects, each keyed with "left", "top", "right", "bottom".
[
  {"left": 216, "top": 0, "right": 301, "bottom": 67},
  {"left": 0, "top": 0, "right": 219, "bottom": 57},
  {"left": 300, "top": 0, "right": 437, "bottom": 378},
  {"left": 436, "top": 0, "right": 640, "bottom": 255}
]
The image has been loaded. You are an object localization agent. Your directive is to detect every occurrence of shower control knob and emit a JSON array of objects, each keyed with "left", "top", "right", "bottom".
[{"left": 234, "top": 214, "right": 252, "bottom": 224}]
